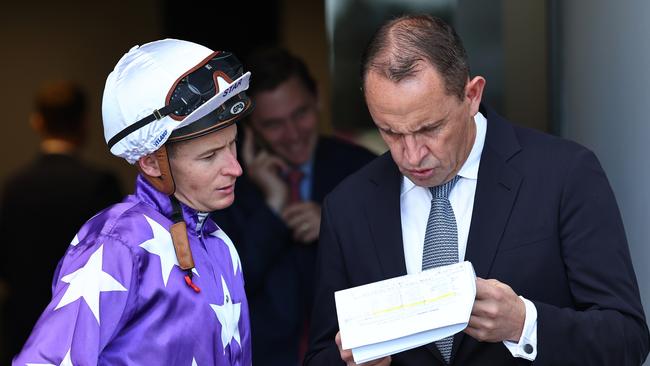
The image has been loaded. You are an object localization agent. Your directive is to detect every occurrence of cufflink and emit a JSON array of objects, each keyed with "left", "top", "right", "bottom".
[{"left": 523, "top": 343, "right": 534, "bottom": 354}]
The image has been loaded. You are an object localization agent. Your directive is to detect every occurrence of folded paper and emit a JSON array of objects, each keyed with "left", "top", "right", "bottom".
[{"left": 335, "top": 261, "right": 477, "bottom": 363}]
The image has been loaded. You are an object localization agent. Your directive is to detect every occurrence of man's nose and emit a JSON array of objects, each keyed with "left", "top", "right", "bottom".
[
  {"left": 282, "top": 119, "right": 300, "bottom": 141},
  {"left": 224, "top": 149, "right": 243, "bottom": 177},
  {"left": 403, "top": 134, "right": 425, "bottom": 166}
]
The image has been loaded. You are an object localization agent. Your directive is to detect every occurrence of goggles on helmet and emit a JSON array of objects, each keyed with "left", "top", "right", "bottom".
[
  {"left": 107, "top": 51, "right": 252, "bottom": 149},
  {"left": 168, "top": 51, "right": 244, "bottom": 118}
]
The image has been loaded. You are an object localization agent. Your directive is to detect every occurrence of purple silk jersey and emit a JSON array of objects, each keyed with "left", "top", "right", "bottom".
[{"left": 13, "top": 175, "right": 251, "bottom": 366}]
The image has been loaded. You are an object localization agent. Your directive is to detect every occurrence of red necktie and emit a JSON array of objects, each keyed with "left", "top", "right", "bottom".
[{"left": 286, "top": 169, "right": 304, "bottom": 204}]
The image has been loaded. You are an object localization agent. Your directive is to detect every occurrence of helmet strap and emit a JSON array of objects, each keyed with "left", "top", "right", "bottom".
[
  {"left": 138, "top": 145, "right": 176, "bottom": 195},
  {"left": 169, "top": 195, "right": 200, "bottom": 292},
  {"left": 169, "top": 195, "right": 195, "bottom": 271},
  {"left": 137, "top": 145, "right": 200, "bottom": 293}
]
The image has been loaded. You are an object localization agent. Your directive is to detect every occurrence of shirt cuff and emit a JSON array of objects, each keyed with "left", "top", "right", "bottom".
[{"left": 502, "top": 296, "right": 537, "bottom": 361}]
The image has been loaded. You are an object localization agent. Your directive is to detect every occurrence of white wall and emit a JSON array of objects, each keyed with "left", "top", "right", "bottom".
[{"left": 559, "top": 3, "right": 650, "bottom": 363}]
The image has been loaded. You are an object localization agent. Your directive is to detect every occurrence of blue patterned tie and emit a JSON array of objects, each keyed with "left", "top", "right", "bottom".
[{"left": 422, "top": 176, "right": 460, "bottom": 364}]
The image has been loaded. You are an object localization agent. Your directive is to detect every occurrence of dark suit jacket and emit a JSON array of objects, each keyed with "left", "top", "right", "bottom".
[
  {"left": 0, "top": 153, "right": 122, "bottom": 360},
  {"left": 305, "top": 106, "right": 649, "bottom": 365},
  {"left": 212, "top": 136, "right": 375, "bottom": 366}
]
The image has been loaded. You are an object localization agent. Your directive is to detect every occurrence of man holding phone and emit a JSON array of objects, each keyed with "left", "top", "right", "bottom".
[{"left": 212, "top": 48, "right": 376, "bottom": 366}]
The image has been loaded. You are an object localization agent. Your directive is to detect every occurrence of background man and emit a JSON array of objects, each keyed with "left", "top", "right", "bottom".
[
  {"left": 305, "top": 14, "right": 649, "bottom": 366},
  {"left": 0, "top": 80, "right": 122, "bottom": 360},
  {"left": 212, "top": 48, "right": 375, "bottom": 365},
  {"left": 12, "top": 39, "right": 254, "bottom": 365}
]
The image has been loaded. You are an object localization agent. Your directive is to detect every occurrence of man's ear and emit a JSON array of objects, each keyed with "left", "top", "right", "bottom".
[
  {"left": 137, "top": 147, "right": 176, "bottom": 195},
  {"left": 138, "top": 153, "right": 162, "bottom": 177},
  {"left": 465, "top": 76, "right": 486, "bottom": 116}
]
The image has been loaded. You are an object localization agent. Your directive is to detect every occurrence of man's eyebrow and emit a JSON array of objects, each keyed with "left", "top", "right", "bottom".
[
  {"left": 198, "top": 132, "right": 237, "bottom": 155},
  {"left": 379, "top": 115, "right": 448, "bottom": 135},
  {"left": 412, "top": 118, "right": 444, "bottom": 133},
  {"left": 412, "top": 109, "right": 453, "bottom": 133}
]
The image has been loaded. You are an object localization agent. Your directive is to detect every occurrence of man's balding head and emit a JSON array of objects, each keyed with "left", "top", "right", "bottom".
[{"left": 361, "top": 14, "right": 470, "bottom": 100}]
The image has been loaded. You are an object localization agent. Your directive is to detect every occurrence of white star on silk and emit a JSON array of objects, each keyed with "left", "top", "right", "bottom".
[
  {"left": 210, "top": 276, "right": 241, "bottom": 352},
  {"left": 54, "top": 245, "right": 126, "bottom": 324},
  {"left": 211, "top": 229, "right": 241, "bottom": 275},
  {"left": 26, "top": 347, "right": 73, "bottom": 365},
  {"left": 191, "top": 358, "right": 198, "bottom": 366},
  {"left": 70, "top": 235, "right": 79, "bottom": 246},
  {"left": 140, "top": 215, "right": 198, "bottom": 286}
]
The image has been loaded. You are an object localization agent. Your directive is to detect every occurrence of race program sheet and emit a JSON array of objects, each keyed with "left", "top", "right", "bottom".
[{"left": 335, "top": 261, "right": 476, "bottom": 363}]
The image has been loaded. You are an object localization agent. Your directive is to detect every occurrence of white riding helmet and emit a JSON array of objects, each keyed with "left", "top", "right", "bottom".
[{"left": 102, "top": 38, "right": 253, "bottom": 194}]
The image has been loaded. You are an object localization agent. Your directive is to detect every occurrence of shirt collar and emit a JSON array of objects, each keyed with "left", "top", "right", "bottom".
[
  {"left": 401, "top": 111, "right": 487, "bottom": 195},
  {"left": 299, "top": 159, "right": 313, "bottom": 178},
  {"left": 458, "top": 110, "right": 486, "bottom": 180},
  {"left": 284, "top": 159, "right": 313, "bottom": 177}
]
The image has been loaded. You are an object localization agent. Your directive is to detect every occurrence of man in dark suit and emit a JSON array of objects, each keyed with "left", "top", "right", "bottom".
[
  {"left": 0, "top": 80, "right": 122, "bottom": 361},
  {"left": 211, "top": 48, "right": 375, "bottom": 366},
  {"left": 305, "top": 14, "right": 649, "bottom": 366}
]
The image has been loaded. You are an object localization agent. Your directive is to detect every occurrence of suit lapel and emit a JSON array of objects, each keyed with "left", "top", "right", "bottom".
[
  {"left": 464, "top": 107, "right": 522, "bottom": 278},
  {"left": 464, "top": 148, "right": 522, "bottom": 279},
  {"left": 365, "top": 154, "right": 408, "bottom": 279},
  {"left": 365, "top": 154, "right": 447, "bottom": 364},
  {"left": 453, "top": 106, "right": 523, "bottom": 362}
]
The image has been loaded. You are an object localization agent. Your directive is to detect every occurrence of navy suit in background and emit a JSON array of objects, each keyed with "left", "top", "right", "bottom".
[
  {"left": 212, "top": 136, "right": 375, "bottom": 366},
  {"left": 305, "top": 105, "right": 649, "bottom": 365}
]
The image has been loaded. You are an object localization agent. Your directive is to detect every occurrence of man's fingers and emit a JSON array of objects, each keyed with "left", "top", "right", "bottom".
[
  {"left": 464, "top": 323, "right": 483, "bottom": 341},
  {"left": 337, "top": 332, "right": 392, "bottom": 366},
  {"left": 286, "top": 211, "right": 319, "bottom": 242},
  {"left": 474, "top": 277, "right": 492, "bottom": 299},
  {"left": 360, "top": 356, "right": 392, "bottom": 366},
  {"left": 469, "top": 277, "right": 526, "bottom": 342},
  {"left": 281, "top": 202, "right": 321, "bottom": 243},
  {"left": 282, "top": 202, "right": 320, "bottom": 222},
  {"left": 283, "top": 207, "right": 313, "bottom": 226},
  {"left": 293, "top": 223, "right": 319, "bottom": 244},
  {"left": 474, "top": 277, "right": 507, "bottom": 300},
  {"left": 260, "top": 154, "right": 289, "bottom": 172},
  {"left": 282, "top": 202, "right": 312, "bottom": 217},
  {"left": 471, "top": 297, "right": 502, "bottom": 319},
  {"left": 336, "top": 332, "right": 353, "bottom": 362},
  {"left": 377, "top": 356, "right": 392, "bottom": 366},
  {"left": 466, "top": 313, "right": 500, "bottom": 342}
]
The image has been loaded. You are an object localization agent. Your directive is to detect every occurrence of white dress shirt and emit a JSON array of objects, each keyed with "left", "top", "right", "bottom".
[{"left": 399, "top": 111, "right": 537, "bottom": 360}]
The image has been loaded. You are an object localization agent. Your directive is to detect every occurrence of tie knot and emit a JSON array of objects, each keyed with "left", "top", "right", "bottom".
[{"left": 429, "top": 176, "right": 460, "bottom": 199}]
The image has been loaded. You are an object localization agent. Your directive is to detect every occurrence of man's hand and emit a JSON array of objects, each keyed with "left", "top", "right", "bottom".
[
  {"left": 241, "top": 127, "right": 289, "bottom": 212},
  {"left": 336, "top": 332, "right": 392, "bottom": 366},
  {"left": 282, "top": 201, "right": 321, "bottom": 244},
  {"left": 464, "top": 277, "right": 526, "bottom": 343}
]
